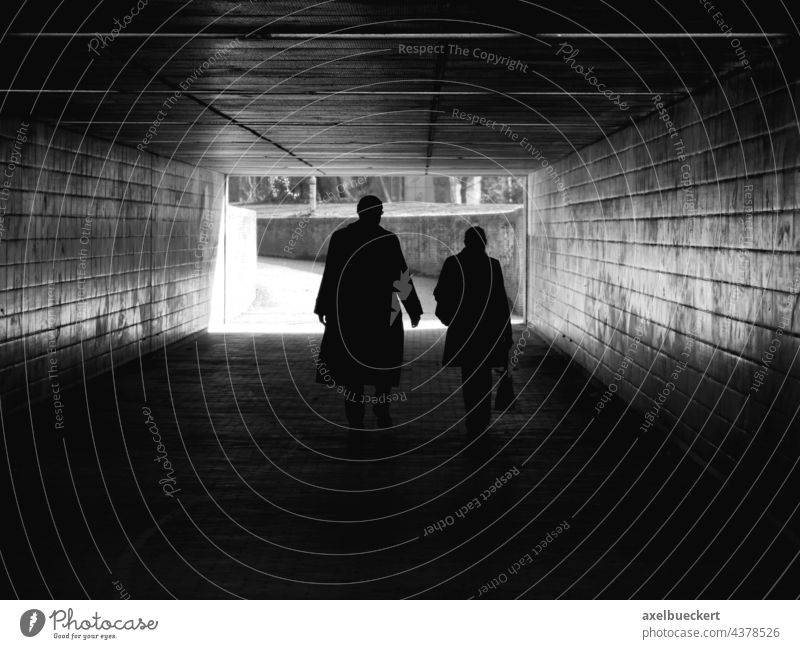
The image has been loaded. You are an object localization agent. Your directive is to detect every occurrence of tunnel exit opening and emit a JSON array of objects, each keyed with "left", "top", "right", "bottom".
[{"left": 209, "top": 174, "right": 528, "bottom": 333}]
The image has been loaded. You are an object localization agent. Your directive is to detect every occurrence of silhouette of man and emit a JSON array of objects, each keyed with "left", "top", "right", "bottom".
[
  {"left": 315, "top": 195, "right": 422, "bottom": 429},
  {"left": 434, "top": 226, "right": 512, "bottom": 435}
]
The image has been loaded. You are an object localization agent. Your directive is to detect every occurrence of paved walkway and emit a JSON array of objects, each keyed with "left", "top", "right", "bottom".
[
  {"left": 224, "top": 257, "right": 523, "bottom": 333},
  {"left": 2, "top": 266, "right": 798, "bottom": 598}
]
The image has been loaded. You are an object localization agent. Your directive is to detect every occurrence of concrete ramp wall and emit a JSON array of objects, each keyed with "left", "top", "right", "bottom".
[{"left": 256, "top": 209, "right": 526, "bottom": 312}]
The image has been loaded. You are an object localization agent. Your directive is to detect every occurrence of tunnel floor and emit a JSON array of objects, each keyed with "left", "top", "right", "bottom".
[{"left": 2, "top": 324, "right": 798, "bottom": 599}]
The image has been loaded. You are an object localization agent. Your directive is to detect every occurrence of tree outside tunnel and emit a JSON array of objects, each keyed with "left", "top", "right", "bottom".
[{"left": 228, "top": 174, "right": 524, "bottom": 207}]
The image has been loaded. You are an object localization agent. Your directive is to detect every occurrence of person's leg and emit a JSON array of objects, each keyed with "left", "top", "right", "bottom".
[
  {"left": 473, "top": 365, "right": 493, "bottom": 430},
  {"left": 373, "top": 382, "right": 392, "bottom": 427},
  {"left": 461, "top": 363, "right": 492, "bottom": 434},
  {"left": 343, "top": 383, "right": 365, "bottom": 427}
]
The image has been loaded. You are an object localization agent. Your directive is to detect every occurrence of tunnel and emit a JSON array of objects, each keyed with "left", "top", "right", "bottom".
[{"left": 0, "top": 0, "right": 798, "bottom": 602}]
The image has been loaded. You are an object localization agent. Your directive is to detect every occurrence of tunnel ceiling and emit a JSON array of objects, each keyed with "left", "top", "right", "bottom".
[{"left": 1, "top": 0, "right": 794, "bottom": 176}]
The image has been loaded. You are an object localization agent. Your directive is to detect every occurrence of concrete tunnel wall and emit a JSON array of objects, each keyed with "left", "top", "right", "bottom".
[
  {"left": 224, "top": 204, "right": 258, "bottom": 320},
  {"left": 3, "top": 54, "right": 797, "bottom": 470},
  {"left": 528, "top": 60, "right": 800, "bottom": 477},
  {"left": 0, "top": 119, "right": 226, "bottom": 414}
]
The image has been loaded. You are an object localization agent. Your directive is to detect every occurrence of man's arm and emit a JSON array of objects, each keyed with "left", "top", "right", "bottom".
[
  {"left": 394, "top": 236, "right": 422, "bottom": 327},
  {"left": 403, "top": 277, "right": 423, "bottom": 328},
  {"left": 314, "top": 231, "right": 340, "bottom": 324}
]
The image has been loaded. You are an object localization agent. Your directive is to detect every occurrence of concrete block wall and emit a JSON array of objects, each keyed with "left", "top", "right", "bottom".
[
  {"left": 0, "top": 119, "right": 225, "bottom": 415},
  {"left": 224, "top": 204, "right": 257, "bottom": 319},
  {"left": 528, "top": 62, "right": 799, "bottom": 475},
  {"left": 257, "top": 210, "right": 526, "bottom": 311}
]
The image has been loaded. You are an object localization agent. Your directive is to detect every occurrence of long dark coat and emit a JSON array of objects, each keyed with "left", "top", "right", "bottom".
[
  {"left": 433, "top": 248, "right": 512, "bottom": 368},
  {"left": 314, "top": 220, "right": 422, "bottom": 387}
]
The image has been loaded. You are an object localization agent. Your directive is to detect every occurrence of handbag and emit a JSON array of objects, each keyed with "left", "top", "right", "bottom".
[{"left": 494, "top": 364, "right": 516, "bottom": 411}]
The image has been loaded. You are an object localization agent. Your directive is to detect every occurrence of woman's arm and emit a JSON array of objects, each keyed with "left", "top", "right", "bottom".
[
  {"left": 493, "top": 260, "right": 513, "bottom": 347},
  {"left": 433, "top": 256, "right": 458, "bottom": 326}
]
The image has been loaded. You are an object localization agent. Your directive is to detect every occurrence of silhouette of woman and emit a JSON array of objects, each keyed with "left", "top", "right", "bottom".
[{"left": 434, "top": 226, "right": 512, "bottom": 435}]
